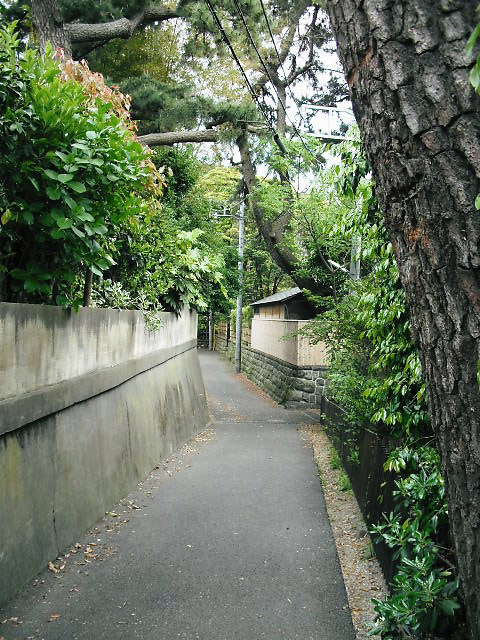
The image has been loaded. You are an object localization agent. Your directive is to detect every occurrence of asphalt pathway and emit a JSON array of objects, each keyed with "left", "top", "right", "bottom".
[{"left": 0, "top": 350, "right": 354, "bottom": 640}]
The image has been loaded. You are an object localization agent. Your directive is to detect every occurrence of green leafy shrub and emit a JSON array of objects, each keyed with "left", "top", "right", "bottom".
[
  {"left": 300, "top": 132, "right": 463, "bottom": 637},
  {"left": 0, "top": 24, "right": 229, "bottom": 317},
  {"left": 0, "top": 23, "right": 160, "bottom": 305},
  {"left": 369, "top": 446, "right": 460, "bottom": 638},
  {"left": 339, "top": 471, "right": 352, "bottom": 493}
]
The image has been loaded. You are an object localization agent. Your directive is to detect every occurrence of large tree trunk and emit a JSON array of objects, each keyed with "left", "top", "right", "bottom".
[
  {"left": 326, "top": 0, "right": 480, "bottom": 636},
  {"left": 32, "top": 0, "right": 71, "bottom": 55}
]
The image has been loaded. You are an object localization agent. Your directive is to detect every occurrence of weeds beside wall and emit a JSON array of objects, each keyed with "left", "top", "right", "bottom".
[{"left": 322, "top": 398, "right": 396, "bottom": 583}]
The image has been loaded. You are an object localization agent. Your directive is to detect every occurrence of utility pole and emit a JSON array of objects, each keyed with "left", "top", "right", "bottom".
[
  {"left": 234, "top": 185, "right": 245, "bottom": 374},
  {"left": 349, "top": 233, "right": 361, "bottom": 281},
  {"left": 208, "top": 309, "right": 213, "bottom": 351}
]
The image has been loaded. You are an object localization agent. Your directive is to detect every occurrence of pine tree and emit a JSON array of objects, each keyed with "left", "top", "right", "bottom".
[{"left": 327, "top": 2, "right": 480, "bottom": 637}]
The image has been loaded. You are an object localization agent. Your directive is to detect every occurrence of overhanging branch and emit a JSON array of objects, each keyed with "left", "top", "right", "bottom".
[
  {"left": 66, "top": 5, "right": 180, "bottom": 44},
  {"left": 138, "top": 129, "right": 221, "bottom": 146}
]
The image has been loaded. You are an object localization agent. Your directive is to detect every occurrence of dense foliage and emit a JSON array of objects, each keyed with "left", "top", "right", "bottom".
[
  {"left": 0, "top": 23, "right": 227, "bottom": 317},
  {"left": 0, "top": 24, "right": 158, "bottom": 305},
  {"left": 289, "top": 131, "right": 462, "bottom": 638},
  {"left": 370, "top": 445, "right": 459, "bottom": 638},
  {"left": 0, "top": 3, "right": 471, "bottom": 635}
]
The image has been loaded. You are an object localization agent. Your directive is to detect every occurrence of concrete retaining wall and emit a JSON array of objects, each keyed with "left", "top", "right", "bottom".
[
  {"left": 216, "top": 336, "right": 327, "bottom": 407},
  {"left": 0, "top": 303, "right": 208, "bottom": 606}
]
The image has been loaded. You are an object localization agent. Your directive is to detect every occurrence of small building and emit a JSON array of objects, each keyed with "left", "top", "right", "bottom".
[
  {"left": 250, "top": 287, "right": 327, "bottom": 369},
  {"left": 216, "top": 288, "right": 329, "bottom": 407},
  {"left": 247, "top": 288, "right": 328, "bottom": 407},
  {"left": 251, "top": 287, "right": 315, "bottom": 320}
]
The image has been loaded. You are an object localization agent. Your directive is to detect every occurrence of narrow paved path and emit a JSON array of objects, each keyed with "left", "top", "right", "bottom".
[{"left": 0, "top": 351, "right": 354, "bottom": 640}]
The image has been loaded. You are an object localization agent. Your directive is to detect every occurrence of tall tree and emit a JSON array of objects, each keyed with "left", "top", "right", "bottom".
[
  {"left": 30, "top": 0, "right": 177, "bottom": 56},
  {"left": 28, "top": 0, "right": 342, "bottom": 295},
  {"left": 325, "top": 1, "right": 480, "bottom": 637}
]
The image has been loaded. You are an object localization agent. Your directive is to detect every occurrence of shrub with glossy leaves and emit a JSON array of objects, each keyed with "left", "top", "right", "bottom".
[
  {"left": 369, "top": 446, "right": 460, "bottom": 638},
  {"left": 300, "top": 132, "right": 462, "bottom": 637},
  {"left": 0, "top": 23, "right": 161, "bottom": 305}
]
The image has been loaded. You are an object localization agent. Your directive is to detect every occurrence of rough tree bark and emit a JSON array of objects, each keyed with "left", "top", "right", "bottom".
[
  {"left": 31, "top": 0, "right": 70, "bottom": 54},
  {"left": 83, "top": 268, "right": 92, "bottom": 307},
  {"left": 326, "top": 1, "right": 480, "bottom": 636}
]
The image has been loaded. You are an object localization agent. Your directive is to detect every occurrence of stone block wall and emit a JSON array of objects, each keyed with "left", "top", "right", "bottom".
[{"left": 215, "top": 336, "right": 327, "bottom": 407}]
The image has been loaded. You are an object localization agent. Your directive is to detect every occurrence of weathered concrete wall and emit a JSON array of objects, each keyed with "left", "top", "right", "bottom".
[
  {"left": 0, "top": 304, "right": 208, "bottom": 606},
  {"left": 0, "top": 303, "right": 193, "bottom": 403},
  {"left": 250, "top": 318, "right": 328, "bottom": 367},
  {"left": 216, "top": 337, "right": 327, "bottom": 407}
]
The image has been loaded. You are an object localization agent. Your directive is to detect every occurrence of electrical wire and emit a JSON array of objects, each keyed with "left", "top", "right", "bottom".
[
  {"left": 203, "top": 0, "right": 277, "bottom": 139},
  {"left": 258, "top": 0, "right": 349, "bottom": 143},
  {"left": 257, "top": 0, "right": 313, "bottom": 129},
  {"left": 204, "top": 0, "right": 318, "bottom": 198},
  {"left": 231, "top": 0, "right": 321, "bottom": 164},
  {"left": 258, "top": 0, "right": 290, "bottom": 91}
]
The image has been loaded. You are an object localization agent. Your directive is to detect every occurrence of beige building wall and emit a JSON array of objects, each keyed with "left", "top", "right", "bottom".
[
  {"left": 251, "top": 318, "right": 328, "bottom": 367},
  {"left": 296, "top": 320, "right": 329, "bottom": 367},
  {"left": 259, "top": 302, "right": 285, "bottom": 319}
]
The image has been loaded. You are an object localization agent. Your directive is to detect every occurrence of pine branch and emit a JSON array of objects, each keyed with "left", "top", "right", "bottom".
[
  {"left": 66, "top": 5, "right": 180, "bottom": 44},
  {"left": 138, "top": 129, "right": 221, "bottom": 146}
]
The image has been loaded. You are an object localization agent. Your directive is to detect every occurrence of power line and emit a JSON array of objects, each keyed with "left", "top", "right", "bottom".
[
  {"left": 203, "top": 0, "right": 277, "bottom": 140},
  {"left": 231, "top": 0, "right": 321, "bottom": 164},
  {"left": 204, "top": 0, "right": 292, "bottom": 154},
  {"left": 258, "top": 0, "right": 289, "bottom": 89},
  {"left": 257, "top": 0, "right": 312, "bottom": 131},
  {"left": 258, "top": 0, "right": 350, "bottom": 143}
]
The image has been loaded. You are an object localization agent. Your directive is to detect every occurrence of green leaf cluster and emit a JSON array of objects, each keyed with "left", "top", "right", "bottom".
[
  {"left": 301, "top": 129, "right": 427, "bottom": 436},
  {"left": 58, "top": 0, "right": 149, "bottom": 25},
  {"left": 369, "top": 446, "right": 460, "bottom": 638},
  {"left": 296, "top": 131, "right": 462, "bottom": 637},
  {"left": 0, "top": 24, "right": 232, "bottom": 318},
  {"left": 467, "top": 16, "right": 480, "bottom": 210},
  {"left": 0, "top": 23, "right": 152, "bottom": 305}
]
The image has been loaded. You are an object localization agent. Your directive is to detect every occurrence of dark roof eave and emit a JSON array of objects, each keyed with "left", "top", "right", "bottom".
[{"left": 250, "top": 287, "right": 302, "bottom": 306}]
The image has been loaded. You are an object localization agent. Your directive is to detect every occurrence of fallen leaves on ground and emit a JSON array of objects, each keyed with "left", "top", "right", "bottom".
[{"left": 48, "top": 560, "right": 65, "bottom": 574}]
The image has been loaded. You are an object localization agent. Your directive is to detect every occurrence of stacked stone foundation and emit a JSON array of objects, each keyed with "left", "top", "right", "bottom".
[{"left": 216, "top": 336, "right": 326, "bottom": 407}]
